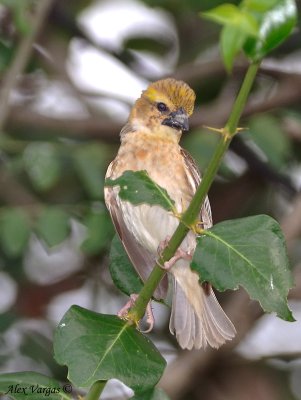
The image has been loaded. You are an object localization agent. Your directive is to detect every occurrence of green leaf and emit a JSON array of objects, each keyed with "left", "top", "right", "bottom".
[
  {"left": 191, "top": 215, "right": 294, "bottom": 321},
  {"left": 243, "top": 0, "right": 297, "bottom": 60},
  {"left": 105, "top": 170, "right": 175, "bottom": 212},
  {"left": 124, "top": 36, "right": 170, "bottom": 55},
  {"left": 73, "top": 144, "right": 110, "bottom": 200},
  {"left": 1, "top": 0, "right": 33, "bottom": 36},
  {"left": 248, "top": 114, "right": 291, "bottom": 168},
  {"left": 183, "top": 130, "right": 229, "bottom": 174},
  {"left": 133, "top": 387, "right": 171, "bottom": 400},
  {"left": 109, "top": 234, "right": 144, "bottom": 296},
  {"left": 0, "top": 41, "right": 14, "bottom": 73},
  {"left": 0, "top": 371, "right": 71, "bottom": 400},
  {"left": 81, "top": 208, "right": 114, "bottom": 255},
  {"left": 54, "top": 306, "right": 166, "bottom": 391},
  {"left": 0, "top": 208, "right": 30, "bottom": 257},
  {"left": 35, "top": 208, "right": 70, "bottom": 247},
  {"left": 221, "top": 25, "right": 247, "bottom": 72},
  {"left": 23, "top": 142, "right": 61, "bottom": 192},
  {"left": 201, "top": 4, "right": 259, "bottom": 36},
  {"left": 242, "top": 0, "right": 279, "bottom": 12}
]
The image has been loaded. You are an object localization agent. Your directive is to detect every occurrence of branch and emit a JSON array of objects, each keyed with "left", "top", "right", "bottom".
[
  {"left": 7, "top": 106, "right": 121, "bottom": 141},
  {"left": 0, "top": 0, "right": 55, "bottom": 131},
  {"left": 6, "top": 73, "right": 301, "bottom": 142}
]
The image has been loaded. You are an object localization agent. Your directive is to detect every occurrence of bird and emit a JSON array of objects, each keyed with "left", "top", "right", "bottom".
[{"left": 104, "top": 78, "right": 236, "bottom": 349}]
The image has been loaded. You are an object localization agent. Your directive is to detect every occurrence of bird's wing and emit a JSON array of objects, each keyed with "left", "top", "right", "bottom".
[
  {"left": 104, "top": 162, "right": 168, "bottom": 300},
  {"left": 180, "top": 148, "right": 212, "bottom": 229}
]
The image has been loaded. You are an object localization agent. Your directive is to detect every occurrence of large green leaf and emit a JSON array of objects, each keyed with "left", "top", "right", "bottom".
[
  {"left": 109, "top": 234, "right": 144, "bottom": 296},
  {"left": 124, "top": 36, "right": 170, "bottom": 56},
  {"left": 248, "top": 114, "right": 291, "bottom": 168},
  {"left": 242, "top": 0, "right": 279, "bottom": 12},
  {"left": 54, "top": 306, "right": 166, "bottom": 392},
  {"left": 0, "top": 372, "right": 71, "bottom": 400},
  {"left": 244, "top": 0, "right": 297, "bottom": 61},
  {"left": 81, "top": 209, "right": 114, "bottom": 255},
  {"left": 201, "top": 0, "right": 297, "bottom": 70},
  {"left": 183, "top": 130, "right": 220, "bottom": 172},
  {"left": 0, "top": 208, "right": 30, "bottom": 257},
  {"left": 105, "top": 170, "right": 175, "bottom": 212},
  {"left": 201, "top": 4, "right": 259, "bottom": 36},
  {"left": 191, "top": 215, "right": 294, "bottom": 321},
  {"left": 35, "top": 208, "right": 70, "bottom": 247},
  {"left": 73, "top": 144, "right": 110, "bottom": 200},
  {"left": 23, "top": 142, "right": 61, "bottom": 192},
  {"left": 221, "top": 25, "right": 247, "bottom": 72},
  {"left": 243, "top": 0, "right": 297, "bottom": 60}
]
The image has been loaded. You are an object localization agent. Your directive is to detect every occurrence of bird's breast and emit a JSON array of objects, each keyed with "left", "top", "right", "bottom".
[
  {"left": 112, "top": 133, "right": 194, "bottom": 210},
  {"left": 108, "top": 133, "right": 197, "bottom": 254}
]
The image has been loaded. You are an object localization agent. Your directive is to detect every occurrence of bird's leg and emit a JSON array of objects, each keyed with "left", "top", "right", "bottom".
[
  {"left": 163, "top": 248, "right": 192, "bottom": 270},
  {"left": 157, "top": 237, "right": 192, "bottom": 270},
  {"left": 191, "top": 220, "right": 204, "bottom": 235},
  {"left": 117, "top": 294, "right": 155, "bottom": 333},
  {"left": 117, "top": 294, "right": 139, "bottom": 319},
  {"left": 142, "top": 302, "right": 155, "bottom": 333}
]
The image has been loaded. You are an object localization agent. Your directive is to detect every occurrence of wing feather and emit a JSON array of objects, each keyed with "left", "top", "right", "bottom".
[
  {"left": 180, "top": 148, "right": 212, "bottom": 229},
  {"left": 105, "top": 162, "right": 168, "bottom": 299}
]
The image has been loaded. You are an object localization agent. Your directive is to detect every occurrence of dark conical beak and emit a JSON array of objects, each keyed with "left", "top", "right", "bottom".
[{"left": 162, "top": 107, "right": 189, "bottom": 131}]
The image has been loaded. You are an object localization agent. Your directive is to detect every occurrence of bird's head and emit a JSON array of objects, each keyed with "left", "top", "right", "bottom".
[{"left": 127, "top": 78, "right": 196, "bottom": 142}]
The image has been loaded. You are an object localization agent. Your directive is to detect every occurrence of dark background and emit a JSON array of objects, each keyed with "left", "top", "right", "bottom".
[{"left": 0, "top": 0, "right": 301, "bottom": 399}]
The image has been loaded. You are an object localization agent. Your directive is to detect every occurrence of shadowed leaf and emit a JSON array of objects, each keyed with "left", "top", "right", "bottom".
[
  {"left": 54, "top": 306, "right": 166, "bottom": 392},
  {"left": 192, "top": 215, "right": 294, "bottom": 321},
  {"left": 109, "top": 234, "right": 144, "bottom": 296},
  {"left": 105, "top": 170, "right": 175, "bottom": 212}
]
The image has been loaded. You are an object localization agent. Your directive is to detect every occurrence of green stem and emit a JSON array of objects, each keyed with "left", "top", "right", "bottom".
[
  {"left": 129, "top": 61, "right": 260, "bottom": 322},
  {"left": 226, "top": 62, "right": 259, "bottom": 134},
  {"left": 85, "top": 381, "right": 106, "bottom": 400}
]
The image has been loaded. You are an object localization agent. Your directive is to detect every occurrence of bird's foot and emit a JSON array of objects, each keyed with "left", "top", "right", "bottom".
[
  {"left": 163, "top": 248, "right": 192, "bottom": 270},
  {"left": 117, "top": 294, "right": 155, "bottom": 333},
  {"left": 142, "top": 302, "right": 155, "bottom": 333},
  {"left": 117, "top": 294, "right": 139, "bottom": 319},
  {"left": 157, "top": 237, "right": 192, "bottom": 270},
  {"left": 191, "top": 220, "right": 204, "bottom": 235}
]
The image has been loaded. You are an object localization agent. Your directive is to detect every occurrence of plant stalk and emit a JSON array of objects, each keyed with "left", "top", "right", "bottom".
[
  {"left": 128, "top": 61, "right": 260, "bottom": 323},
  {"left": 85, "top": 380, "right": 106, "bottom": 400}
]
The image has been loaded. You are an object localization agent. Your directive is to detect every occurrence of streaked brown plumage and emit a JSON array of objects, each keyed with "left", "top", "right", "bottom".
[{"left": 105, "top": 78, "right": 236, "bottom": 349}]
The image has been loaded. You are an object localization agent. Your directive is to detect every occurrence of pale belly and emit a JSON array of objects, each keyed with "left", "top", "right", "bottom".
[{"left": 119, "top": 199, "right": 196, "bottom": 256}]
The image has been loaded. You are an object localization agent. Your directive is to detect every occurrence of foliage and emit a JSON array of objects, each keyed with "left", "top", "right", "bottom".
[
  {"left": 202, "top": 0, "right": 297, "bottom": 71},
  {"left": 192, "top": 215, "right": 294, "bottom": 321},
  {"left": 54, "top": 306, "right": 166, "bottom": 393}
]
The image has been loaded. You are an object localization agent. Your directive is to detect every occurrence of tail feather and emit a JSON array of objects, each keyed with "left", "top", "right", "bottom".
[{"left": 169, "top": 266, "right": 236, "bottom": 350}]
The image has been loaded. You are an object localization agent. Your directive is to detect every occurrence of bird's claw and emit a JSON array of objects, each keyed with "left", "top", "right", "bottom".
[
  {"left": 117, "top": 294, "right": 139, "bottom": 319},
  {"left": 163, "top": 248, "right": 192, "bottom": 270},
  {"left": 141, "top": 302, "right": 155, "bottom": 333},
  {"left": 157, "top": 237, "right": 192, "bottom": 270},
  {"left": 117, "top": 294, "right": 155, "bottom": 333}
]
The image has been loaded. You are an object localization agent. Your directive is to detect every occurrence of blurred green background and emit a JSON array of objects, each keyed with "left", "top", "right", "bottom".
[{"left": 0, "top": 0, "right": 301, "bottom": 399}]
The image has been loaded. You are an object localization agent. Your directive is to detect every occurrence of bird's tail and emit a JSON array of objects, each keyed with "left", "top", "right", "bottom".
[{"left": 169, "top": 263, "right": 236, "bottom": 349}]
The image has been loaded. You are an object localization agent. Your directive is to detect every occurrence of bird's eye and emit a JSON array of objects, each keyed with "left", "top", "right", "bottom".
[{"left": 157, "top": 102, "right": 168, "bottom": 112}]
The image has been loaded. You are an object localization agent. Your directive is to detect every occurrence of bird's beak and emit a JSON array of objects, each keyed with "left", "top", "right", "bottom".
[{"left": 162, "top": 107, "right": 189, "bottom": 132}]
